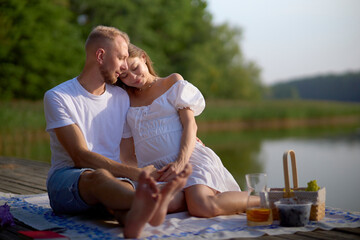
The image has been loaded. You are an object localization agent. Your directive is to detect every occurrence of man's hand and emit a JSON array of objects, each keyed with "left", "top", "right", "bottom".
[{"left": 142, "top": 165, "right": 159, "bottom": 180}]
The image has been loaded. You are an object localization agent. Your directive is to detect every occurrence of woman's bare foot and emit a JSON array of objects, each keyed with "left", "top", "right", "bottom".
[
  {"left": 123, "top": 171, "right": 160, "bottom": 239},
  {"left": 123, "top": 164, "right": 192, "bottom": 239},
  {"left": 149, "top": 163, "right": 192, "bottom": 226}
]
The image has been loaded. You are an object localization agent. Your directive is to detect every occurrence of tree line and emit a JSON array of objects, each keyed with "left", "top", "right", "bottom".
[
  {"left": 0, "top": 0, "right": 262, "bottom": 100},
  {"left": 265, "top": 71, "right": 360, "bottom": 102}
]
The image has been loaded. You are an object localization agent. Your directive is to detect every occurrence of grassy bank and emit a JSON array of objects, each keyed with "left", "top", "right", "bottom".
[
  {"left": 1, "top": 99, "right": 360, "bottom": 162},
  {"left": 197, "top": 99, "right": 360, "bottom": 131},
  {"left": 197, "top": 99, "right": 360, "bottom": 121},
  {"left": 0, "top": 100, "right": 50, "bottom": 162}
]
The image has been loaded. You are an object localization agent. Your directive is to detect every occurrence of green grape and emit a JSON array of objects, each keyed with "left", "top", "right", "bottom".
[{"left": 306, "top": 180, "right": 320, "bottom": 191}]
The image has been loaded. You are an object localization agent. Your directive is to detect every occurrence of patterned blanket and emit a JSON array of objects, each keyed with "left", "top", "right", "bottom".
[{"left": 1, "top": 192, "right": 360, "bottom": 239}]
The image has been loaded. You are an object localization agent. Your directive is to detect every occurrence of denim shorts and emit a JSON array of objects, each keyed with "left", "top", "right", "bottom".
[{"left": 47, "top": 167, "right": 135, "bottom": 214}]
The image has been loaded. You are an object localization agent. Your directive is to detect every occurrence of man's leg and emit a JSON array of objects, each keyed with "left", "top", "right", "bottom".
[{"left": 78, "top": 168, "right": 135, "bottom": 211}]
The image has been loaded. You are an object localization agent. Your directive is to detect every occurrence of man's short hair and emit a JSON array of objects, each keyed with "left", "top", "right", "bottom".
[{"left": 85, "top": 25, "right": 130, "bottom": 49}]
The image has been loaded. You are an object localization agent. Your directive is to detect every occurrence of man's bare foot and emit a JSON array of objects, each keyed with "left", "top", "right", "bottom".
[
  {"left": 149, "top": 163, "right": 192, "bottom": 226},
  {"left": 123, "top": 171, "right": 159, "bottom": 239}
]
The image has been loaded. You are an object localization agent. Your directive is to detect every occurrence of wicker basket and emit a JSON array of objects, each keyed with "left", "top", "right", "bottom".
[{"left": 268, "top": 150, "right": 326, "bottom": 221}]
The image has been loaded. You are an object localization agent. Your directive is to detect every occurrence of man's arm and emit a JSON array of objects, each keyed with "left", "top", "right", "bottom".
[{"left": 54, "top": 124, "right": 147, "bottom": 180}]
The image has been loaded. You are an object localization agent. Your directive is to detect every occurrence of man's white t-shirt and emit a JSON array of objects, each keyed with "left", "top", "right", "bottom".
[{"left": 44, "top": 77, "right": 131, "bottom": 179}]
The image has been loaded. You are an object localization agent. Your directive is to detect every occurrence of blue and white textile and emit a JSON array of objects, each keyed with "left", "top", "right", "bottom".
[{"left": 1, "top": 192, "right": 359, "bottom": 240}]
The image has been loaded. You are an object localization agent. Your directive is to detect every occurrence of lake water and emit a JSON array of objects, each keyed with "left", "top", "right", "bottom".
[{"left": 198, "top": 126, "right": 360, "bottom": 212}]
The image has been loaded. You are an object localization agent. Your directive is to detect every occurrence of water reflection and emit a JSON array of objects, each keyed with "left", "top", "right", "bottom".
[{"left": 198, "top": 126, "right": 360, "bottom": 212}]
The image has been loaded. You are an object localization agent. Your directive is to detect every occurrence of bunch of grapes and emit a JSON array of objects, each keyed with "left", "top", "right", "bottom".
[{"left": 306, "top": 180, "right": 320, "bottom": 191}]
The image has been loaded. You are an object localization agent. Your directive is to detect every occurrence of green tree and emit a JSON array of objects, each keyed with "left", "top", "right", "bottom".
[
  {"left": 70, "top": 0, "right": 262, "bottom": 99},
  {"left": 0, "top": 0, "right": 84, "bottom": 100},
  {"left": 1, "top": 0, "right": 262, "bottom": 100}
]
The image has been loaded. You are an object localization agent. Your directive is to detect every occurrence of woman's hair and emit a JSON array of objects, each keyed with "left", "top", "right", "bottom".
[
  {"left": 128, "top": 44, "right": 157, "bottom": 77},
  {"left": 116, "top": 44, "right": 158, "bottom": 90}
]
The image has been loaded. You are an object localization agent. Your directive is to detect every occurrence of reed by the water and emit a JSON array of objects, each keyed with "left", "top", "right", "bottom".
[{"left": 1, "top": 99, "right": 359, "bottom": 162}]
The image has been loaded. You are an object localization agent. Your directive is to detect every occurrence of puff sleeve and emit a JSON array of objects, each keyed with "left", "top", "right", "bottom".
[{"left": 167, "top": 80, "right": 205, "bottom": 116}]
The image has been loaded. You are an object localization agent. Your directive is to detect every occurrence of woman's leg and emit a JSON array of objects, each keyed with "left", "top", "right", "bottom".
[
  {"left": 185, "top": 185, "right": 260, "bottom": 218},
  {"left": 167, "top": 191, "right": 187, "bottom": 213}
]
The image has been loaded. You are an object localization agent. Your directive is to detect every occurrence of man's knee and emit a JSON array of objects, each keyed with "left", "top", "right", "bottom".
[
  {"left": 80, "top": 168, "right": 113, "bottom": 185},
  {"left": 78, "top": 169, "right": 114, "bottom": 205}
]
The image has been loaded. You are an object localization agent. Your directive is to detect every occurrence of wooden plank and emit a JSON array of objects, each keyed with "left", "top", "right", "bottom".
[
  {"left": 0, "top": 166, "right": 49, "bottom": 182},
  {"left": 335, "top": 227, "right": 360, "bottom": 235},
  {"left": 231, "top": 236, "right": 284, "bottom": 240},
  {"left": 0, "top": 179, "right": 45, "bottom": 194},
  {"left": 0, "top": 173, "right": 47, "bottom": 187},
  {"left": 0, "top": 162, "right": 49, "bottom": 176},
  {"left": 0, "top": 157, "right": 50, "bottom": 169},
  {"left": 315, "top": 229, "right": 360, "bottom": 239},
  {"left": 296, "top": 230, "right": 358, "bottom": 240},
  {"left": 275, "top": 233, "right": 316, "bottom": 240},
  {"left": 0, "top": 173, "right": 47, "bottom": 188},
  {"left": 1, "top": 164, "right": 49, "bottom": 176},
  {"left": 0, "top": 186, "right": 26, "bottom": 195},
  {"left": 0, "top": 157, "right": 48, "bottom": 194},
  {"left": 255, "top": 236, "right": 285, "bottom": 240},
  {"left": 0, "top": 159, "right": 49, "bottom": 188}
]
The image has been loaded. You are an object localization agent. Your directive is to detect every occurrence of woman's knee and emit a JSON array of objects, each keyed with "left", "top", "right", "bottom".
[
  {"left": 185, "top": 186, "right": 220, "bottom": 218},
  {"left": 187, "top": 200, "right": 218, "bottom": 218},
  {"left": 168, "top": 191, "right": 187, "bottom": 213},
  {"left": 186, "top": 195, "right": 219, "bottom": 218}
]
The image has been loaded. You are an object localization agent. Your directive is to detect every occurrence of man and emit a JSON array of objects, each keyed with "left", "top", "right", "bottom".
[{"left": 44, "top": 25, "right": 190, "bottom": 238}]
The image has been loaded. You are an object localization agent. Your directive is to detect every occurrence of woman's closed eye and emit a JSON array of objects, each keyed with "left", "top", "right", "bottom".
[{"left": 131, "top": 66, "right": 138, "bottom": 71}]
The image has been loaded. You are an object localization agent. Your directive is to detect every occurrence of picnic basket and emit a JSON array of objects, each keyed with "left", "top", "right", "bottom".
[{"left": 268, "top": 150, "right": 326, "bottom": 221}]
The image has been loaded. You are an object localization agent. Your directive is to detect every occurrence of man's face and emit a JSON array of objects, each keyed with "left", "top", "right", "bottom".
[{"left": 100, "top": 36, "right": 129, "bottom": 85}]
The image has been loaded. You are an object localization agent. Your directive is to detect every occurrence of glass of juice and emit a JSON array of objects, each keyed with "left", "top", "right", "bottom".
[{"left": 245, "top": 173, "right": 273, "bottom": 226}]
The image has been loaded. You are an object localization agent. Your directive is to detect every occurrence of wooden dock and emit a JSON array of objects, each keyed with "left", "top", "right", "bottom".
[{"left": 1, "top": 156, "right": 360, "bottom": 240}]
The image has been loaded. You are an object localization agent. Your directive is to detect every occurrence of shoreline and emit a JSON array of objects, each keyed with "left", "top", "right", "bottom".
[{"left": 197, "top": 115, "right": 360, "bottom": 132}]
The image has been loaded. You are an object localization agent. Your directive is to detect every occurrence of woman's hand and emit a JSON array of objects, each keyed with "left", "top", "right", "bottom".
[{"left": 157, "top": 161, "right": 186, "bottom": 182}]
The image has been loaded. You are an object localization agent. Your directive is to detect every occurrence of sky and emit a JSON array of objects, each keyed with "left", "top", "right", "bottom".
[{"left": 207, "top": 0, "right": 360, "bottom": 85}]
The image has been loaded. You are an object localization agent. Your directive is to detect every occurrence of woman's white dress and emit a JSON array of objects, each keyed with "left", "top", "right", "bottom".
[{"left": 126, "top": 80, "right": 240, "bottom": 192}]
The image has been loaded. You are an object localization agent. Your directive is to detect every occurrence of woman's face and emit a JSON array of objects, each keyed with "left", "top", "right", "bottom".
[{"left": 119, "top": 56, "right": 149, "bottom": 88}]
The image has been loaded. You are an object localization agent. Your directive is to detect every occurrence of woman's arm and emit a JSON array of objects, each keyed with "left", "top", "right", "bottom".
[
  {"left": 120, "top": 137, "right": 138, "bottom": 167},
  {"left": 158, "top": 108, "right": 197, "bottom": 181},
  {"left": 120, "top": 137, "right": 160, "bottom": 179}
]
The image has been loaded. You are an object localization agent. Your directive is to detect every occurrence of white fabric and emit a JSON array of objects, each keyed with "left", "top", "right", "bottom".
[
  {"left": 43, "top": 78, "right": 130, "bottom": 178},
  {"left": 2, "top": 192, "right": 360, "bottom": 240},
  {"left": 126, "top": 80, "right": 240, "bottom": 192}
]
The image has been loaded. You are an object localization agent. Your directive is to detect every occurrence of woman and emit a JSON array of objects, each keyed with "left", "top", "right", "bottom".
[{"left": 117, "top": 44, "right": 259, "bottom": 217}]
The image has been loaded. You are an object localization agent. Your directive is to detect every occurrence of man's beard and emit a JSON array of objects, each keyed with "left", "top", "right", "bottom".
[{"left": 100, "top": 65, "right": 117, "bottom": 85}]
